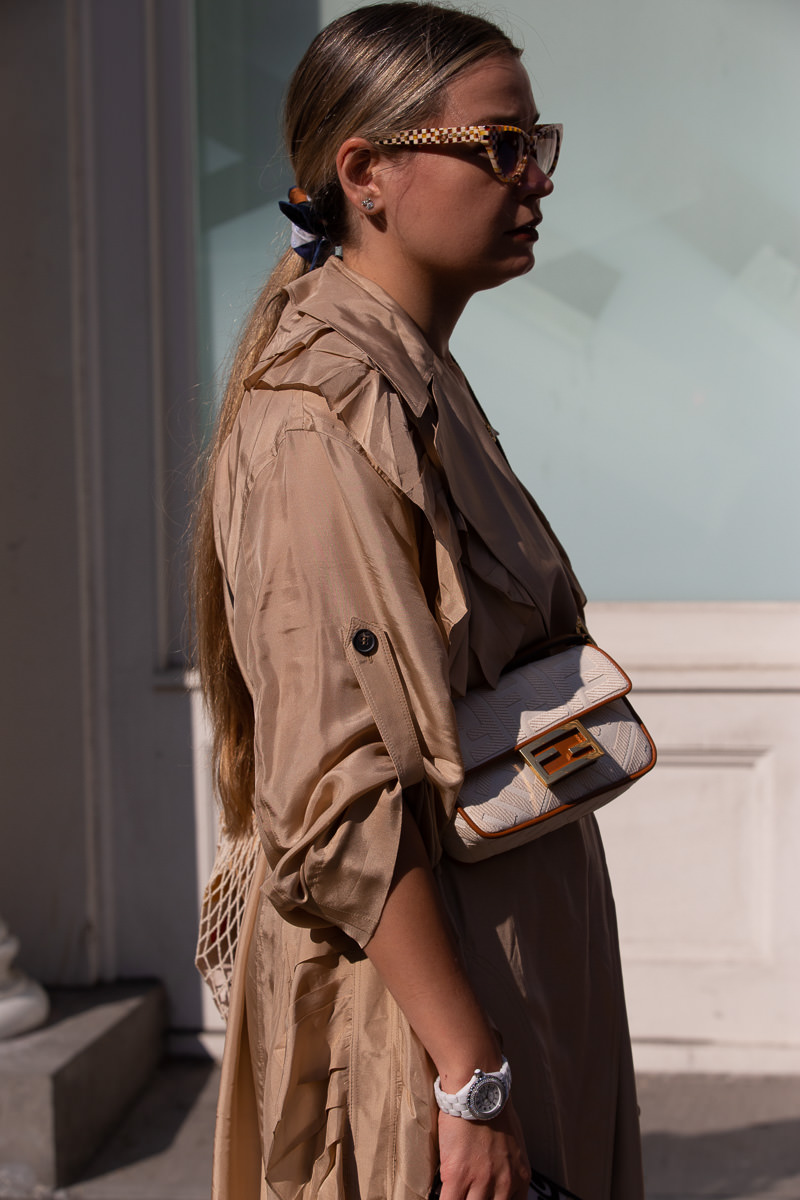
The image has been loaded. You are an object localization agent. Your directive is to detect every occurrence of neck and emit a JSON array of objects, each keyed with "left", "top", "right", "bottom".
[{"left": 341, "top": 245, "right": 469, "bottom": 358}]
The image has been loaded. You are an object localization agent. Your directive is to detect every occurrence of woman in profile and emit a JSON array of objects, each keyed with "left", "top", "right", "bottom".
[{"left": 194, "top": 5, "right": 643, "bottom": 1198}]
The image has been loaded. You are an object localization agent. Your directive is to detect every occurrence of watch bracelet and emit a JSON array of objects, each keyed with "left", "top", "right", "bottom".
[{"left": 433, "top": 1055, "right": 511, "bottom": 1120}]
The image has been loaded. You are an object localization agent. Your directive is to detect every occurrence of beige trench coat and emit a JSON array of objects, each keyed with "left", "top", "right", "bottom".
[{"left": 211, "top": 258, "right": 644, "bottom": 1200}]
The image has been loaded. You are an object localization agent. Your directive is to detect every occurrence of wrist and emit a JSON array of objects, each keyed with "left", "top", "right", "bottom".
[{"left": 435, "top": 1043, "right": 503, "bottom": 1093}]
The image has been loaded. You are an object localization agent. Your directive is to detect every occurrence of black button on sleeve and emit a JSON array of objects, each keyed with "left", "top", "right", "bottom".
[{"left": 352, "top": 628, "right": 379, "bottom": 656}]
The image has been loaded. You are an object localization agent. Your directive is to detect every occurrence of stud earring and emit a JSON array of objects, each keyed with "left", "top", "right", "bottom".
[{"left": 361, "top": 198, "right": 375, "bottom": 211}]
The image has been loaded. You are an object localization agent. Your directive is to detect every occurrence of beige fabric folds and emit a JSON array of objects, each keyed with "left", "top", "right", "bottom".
[{"left": 211, "top": 258, "right": 643, "bottom": 1200}]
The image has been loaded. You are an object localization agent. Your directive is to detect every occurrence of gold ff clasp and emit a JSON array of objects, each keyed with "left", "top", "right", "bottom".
[{"left": 519, "top": 719, "right": 604, "bottom": 785}]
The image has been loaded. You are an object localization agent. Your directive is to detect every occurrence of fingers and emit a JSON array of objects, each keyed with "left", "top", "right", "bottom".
[{"left": 437, "top": 1104, "right": 531, "bottom": 1200}]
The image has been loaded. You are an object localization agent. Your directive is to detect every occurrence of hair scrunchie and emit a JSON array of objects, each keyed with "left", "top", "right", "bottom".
[{"left": 278, "top": 186, "right": 332, "bottom": 270}]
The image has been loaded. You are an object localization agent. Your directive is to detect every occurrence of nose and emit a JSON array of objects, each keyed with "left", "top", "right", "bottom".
[{"left": 516, "top": 159, "right": 554, "bottom": 199}]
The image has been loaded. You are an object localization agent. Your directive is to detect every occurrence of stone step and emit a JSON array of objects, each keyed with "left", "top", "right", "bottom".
[
  {"left": 56, "top": 1059, "right": 217, "bottom": 1200},
  {"left": 0, "top": 983, "right": 165, "bottom": 1190}
]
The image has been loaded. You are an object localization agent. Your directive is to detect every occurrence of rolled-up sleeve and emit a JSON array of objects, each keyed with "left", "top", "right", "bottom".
[{"left": 227, "top": 399, "right": 463, "bottom": 947}]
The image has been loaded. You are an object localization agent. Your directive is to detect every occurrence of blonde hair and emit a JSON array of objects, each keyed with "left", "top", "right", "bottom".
[{"left": 192, "top": 3, "right": 521, "bottom": 834}]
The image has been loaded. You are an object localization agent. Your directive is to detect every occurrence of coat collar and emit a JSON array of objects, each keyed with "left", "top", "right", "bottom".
[{"left": 281, "top": 258, "right": 437, "bottom": 418}]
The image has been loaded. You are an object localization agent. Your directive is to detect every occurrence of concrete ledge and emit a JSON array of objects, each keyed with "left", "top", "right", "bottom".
[{"left": 0, "top": 982, "right": 165, "bottom": 1187}]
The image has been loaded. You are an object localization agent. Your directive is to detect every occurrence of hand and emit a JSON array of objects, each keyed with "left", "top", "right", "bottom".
[{"left": 438, "top": 1100, "right": 531, "bottom": 1199}]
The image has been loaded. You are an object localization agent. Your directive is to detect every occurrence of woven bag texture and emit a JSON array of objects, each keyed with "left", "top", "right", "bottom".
[{"left": 195, "top": 826, "right": 260, "bottom": 1019}]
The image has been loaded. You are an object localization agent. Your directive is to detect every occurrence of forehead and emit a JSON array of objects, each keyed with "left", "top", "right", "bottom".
[{"left": 438, "top": 54, "right": 537, "bottom": 127}]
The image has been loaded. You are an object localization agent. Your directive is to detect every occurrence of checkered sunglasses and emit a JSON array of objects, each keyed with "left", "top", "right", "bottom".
[{"left": 375, "top": 123, "right": 562, "bottom": 184}]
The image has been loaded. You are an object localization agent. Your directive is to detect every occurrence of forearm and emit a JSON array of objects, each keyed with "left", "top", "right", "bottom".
[{"left": 363, "top": 805, "right": 501, "bottom": 1092}]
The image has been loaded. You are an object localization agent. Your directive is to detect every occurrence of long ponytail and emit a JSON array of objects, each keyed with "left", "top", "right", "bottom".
[{"left": 191, "top": 249, "right": 307, "bottom": 833}]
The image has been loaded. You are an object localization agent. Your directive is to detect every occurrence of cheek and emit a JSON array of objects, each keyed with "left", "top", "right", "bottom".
[
  {"left": 406, "top": 163, "right": 498, "bottom": 232},
  {"left": 392, "top": 169, "right": 455, "bottom": 240},
  {"left": 388, "top": 156, "right": 509, "bottom": 262}
]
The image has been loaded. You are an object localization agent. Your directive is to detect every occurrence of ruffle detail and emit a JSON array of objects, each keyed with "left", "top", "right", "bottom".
[
  {"left": 265, "top": 956, "right": 353, "bottom": 1199},
  {"left": 259, "top": 928, "right": 438, "bottom": 1200}
]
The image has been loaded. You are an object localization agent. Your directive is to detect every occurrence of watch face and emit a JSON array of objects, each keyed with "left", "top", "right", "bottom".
[{"left": 468, "top": 1076, "right": 506, "bottom": 1119}]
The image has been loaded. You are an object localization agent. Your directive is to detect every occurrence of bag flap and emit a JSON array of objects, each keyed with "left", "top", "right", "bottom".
[{"left": 454, "top": 644, "right": 632, "bottom": 772}]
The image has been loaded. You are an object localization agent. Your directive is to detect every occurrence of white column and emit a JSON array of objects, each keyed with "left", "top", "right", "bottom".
[{"left": 0, "top": 917, "right": 49, "bottom": 1039}]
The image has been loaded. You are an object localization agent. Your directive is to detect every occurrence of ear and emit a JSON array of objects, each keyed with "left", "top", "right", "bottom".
[{"left": 336, "top": 137, "right": 386, "bottom": 218}]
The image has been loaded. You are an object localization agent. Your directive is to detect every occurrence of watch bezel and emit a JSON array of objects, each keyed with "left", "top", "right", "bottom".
[{"left": 466, "top": 1071, "right": 508, "bottom": 1119}]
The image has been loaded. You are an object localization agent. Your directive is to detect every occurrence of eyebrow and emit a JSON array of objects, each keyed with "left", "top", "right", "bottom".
[{"left": 480, "top": 110, "right": 541, "bottom": 129}]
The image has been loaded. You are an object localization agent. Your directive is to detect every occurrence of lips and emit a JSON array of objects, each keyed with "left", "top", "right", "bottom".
[
  {"left": 507, "top": 222, "right": 539, "bottom": 241},
  {"left": 508, "top": 217, "right": 541, "bottom": 236}
]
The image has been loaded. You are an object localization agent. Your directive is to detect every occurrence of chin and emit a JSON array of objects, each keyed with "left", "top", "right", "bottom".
[
  {"left": 501, "top": 243, "right": 536, "bottom": 276},
  {"left": 479, "top": 254, "right": 536, "bottom": 293}
]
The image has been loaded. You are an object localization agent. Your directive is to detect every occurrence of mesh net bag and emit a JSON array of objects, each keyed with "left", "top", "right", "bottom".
[{"left": 195, "top": 824, "right": 261, "bottom": 1020}]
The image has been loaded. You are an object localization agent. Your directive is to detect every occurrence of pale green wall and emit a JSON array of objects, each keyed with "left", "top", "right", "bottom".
[{"left": 197, "top": 0, "right": 799, "bottom": 599}]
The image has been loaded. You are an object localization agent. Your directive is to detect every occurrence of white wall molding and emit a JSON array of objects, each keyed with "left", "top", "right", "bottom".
[
  {"left": 589, "top": 602, "right": 800, "bottom": 1074},
  {"left": 632, "top": 1040, "right": 800, "bottom": 1077},
  {"left": 586, "top": 602, "right": 800, "bottom": 691}
]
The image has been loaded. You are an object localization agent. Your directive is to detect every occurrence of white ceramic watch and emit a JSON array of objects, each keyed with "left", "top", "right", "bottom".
[{"left": 433, "top": 1056, "right": 511, "bottom": 1121}]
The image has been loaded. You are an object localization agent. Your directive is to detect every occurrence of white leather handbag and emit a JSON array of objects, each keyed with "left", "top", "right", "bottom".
[{"left": 444, "top": 641, "right": 656, "bottom": 862}]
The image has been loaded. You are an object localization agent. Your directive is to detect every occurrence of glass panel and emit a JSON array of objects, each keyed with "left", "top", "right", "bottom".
[
  {"left": 194, "top": 0, "right": 799, "bottom": 600},
  {"left": 194, "top": 0, "right": 320, "bottom": 435},
  {"left": 451, "top": 0, "right": 800, "bottom": 600}
]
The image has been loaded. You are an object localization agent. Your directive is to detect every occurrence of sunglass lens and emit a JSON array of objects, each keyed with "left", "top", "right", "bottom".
[
  {"left": 494, "top": 129, "right": 526, "bottom": 179},
  {"left": 533, "top": 127, "right": 560, "bottom": 176}
]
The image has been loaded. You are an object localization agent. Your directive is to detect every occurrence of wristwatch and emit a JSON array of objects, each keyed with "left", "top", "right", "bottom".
[{"left": 433, "top": 1056, "right": 511, "bottom": 1121}]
